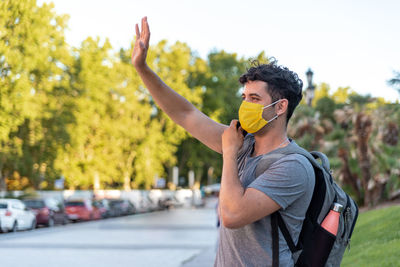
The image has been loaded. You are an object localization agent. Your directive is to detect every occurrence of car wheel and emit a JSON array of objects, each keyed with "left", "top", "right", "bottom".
[
  {"left": 30, "top": 219, "right": 37, "bottom": 230},
  {"left": 11, "top": 221, "right": 17, "bottom": 233},
  {"left": 62, "top": 215, "right": 69, "bottom": 225},
  {"left": 47, "top": 217, "right": 55, "bottom": 227}
]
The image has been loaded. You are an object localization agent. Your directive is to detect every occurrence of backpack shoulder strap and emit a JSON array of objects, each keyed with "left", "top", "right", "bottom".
[
  {"left": 271, "top": 213, "right": 279, "bottom": 267},
  {"left": 271, "top": 211, "right": 299, "bottom": 267}
]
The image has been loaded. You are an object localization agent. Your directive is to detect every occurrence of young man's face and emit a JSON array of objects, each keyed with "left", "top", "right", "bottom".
[{"left": 241, "top": 80, "right": 277, "bottom": 121}]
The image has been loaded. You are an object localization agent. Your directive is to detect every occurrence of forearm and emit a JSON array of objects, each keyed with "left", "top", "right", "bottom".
[
  {"left": 135, "top": 64, "right": 226, "bottom": 153},
  {"left": 136, "top": 65, "right": 196, "bottom": 125},
  {"left": 219, "top": 152, "right": 245, "bottom": 226}
]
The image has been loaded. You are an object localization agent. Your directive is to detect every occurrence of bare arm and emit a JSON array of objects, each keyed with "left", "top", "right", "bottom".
[{"left": 132, "top": 17, "right": 226, "bottom": 153}]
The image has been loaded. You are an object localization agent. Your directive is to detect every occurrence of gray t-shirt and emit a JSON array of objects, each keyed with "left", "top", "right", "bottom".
[{"left": 215, "top": 134, "right": 315, "bottom": 267}]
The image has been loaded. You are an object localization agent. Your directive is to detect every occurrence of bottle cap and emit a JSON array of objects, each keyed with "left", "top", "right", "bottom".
[{"left": 331, "top": 203, "right": 344, "bottom": 213}]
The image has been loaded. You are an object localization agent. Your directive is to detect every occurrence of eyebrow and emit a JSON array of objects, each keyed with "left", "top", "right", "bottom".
[{"left": 242, "top": 93, "right": 262, "bottom": 98}]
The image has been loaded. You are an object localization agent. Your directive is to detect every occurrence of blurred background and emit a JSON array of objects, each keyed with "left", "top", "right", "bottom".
[{"left": 0, "top": 0, "right": 399, "bottom": 266}]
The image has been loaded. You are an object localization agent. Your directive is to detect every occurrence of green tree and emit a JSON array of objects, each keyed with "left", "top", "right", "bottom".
[
  {"left": 0, "top": 0, "right": 70, "bottom": 190},
  {"left": 315, "top": 96, "right": 336, "bottom": 121},
  {"left": 312, "top": 83, "right": 330, "bottom": 107},
  {"left": 139, "top": 40, "right": 204, "bottom": 188},
  {"left": 388, "top": 70, "right": 400, "bottom": 94},
  {"left": 331, "top": 86, "right": 356, "bottom": 104}
]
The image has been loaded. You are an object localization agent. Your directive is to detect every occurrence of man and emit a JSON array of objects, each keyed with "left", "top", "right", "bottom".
[{"left": 132, "top": 17, "right": 315, "bottom": 267}]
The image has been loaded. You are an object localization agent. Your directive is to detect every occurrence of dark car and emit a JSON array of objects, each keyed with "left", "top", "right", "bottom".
[
  {"left": 93, "top": 199, "right": 111, "bottom": 219},
  {"left": 23, "top": 198, "right": 68, "bottom": 227},
  {"left": 108, "top": 199, "right": 136, "bottom": 217}
]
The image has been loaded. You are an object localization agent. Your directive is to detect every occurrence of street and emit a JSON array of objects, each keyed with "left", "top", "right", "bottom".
[{"left": 0, "top": 201, "right": 218, "bottom": 267}]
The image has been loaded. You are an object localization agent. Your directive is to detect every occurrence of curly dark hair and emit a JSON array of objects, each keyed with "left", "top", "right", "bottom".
[{"left": 239, "top": 59, "right": 303, "bottom": 123}]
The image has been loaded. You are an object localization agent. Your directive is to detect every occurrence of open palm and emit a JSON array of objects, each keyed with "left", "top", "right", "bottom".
[{"left": 132, "top": 17, "right": 150, "bottom": 68}]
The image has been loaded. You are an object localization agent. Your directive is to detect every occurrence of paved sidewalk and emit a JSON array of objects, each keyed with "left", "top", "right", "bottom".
[
  {"left": 181, "top": 197, "right": 218, "bottom": 267},
  {"left": 181, "top": 245, "right": 216, "bottom": 267}
]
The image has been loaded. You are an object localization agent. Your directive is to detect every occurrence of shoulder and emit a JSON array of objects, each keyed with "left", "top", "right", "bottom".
[
  {"left": 270, "top": 154, "right": 314, "bottom": 180},
  {"left": 273, "top": 154, "right": 313, "bottom": 171}
]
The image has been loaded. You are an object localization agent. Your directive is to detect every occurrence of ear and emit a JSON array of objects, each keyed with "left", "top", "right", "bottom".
[{"left": 275, "top": 99, "right": 289, "bottom": 116}]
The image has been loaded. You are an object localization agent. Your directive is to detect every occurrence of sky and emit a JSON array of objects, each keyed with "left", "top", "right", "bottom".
[{"left": 40, "top": 0, "right": 400, "bottom": 102}]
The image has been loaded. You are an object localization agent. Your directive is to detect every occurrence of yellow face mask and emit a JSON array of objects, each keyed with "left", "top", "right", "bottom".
[{"left": 238, "top": 100, "right": 281, "bottom": 133}]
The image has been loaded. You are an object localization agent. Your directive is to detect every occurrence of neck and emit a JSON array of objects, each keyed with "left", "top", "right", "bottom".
[{"left": 252, "top": 123, "right": 288, "bottom": 157}]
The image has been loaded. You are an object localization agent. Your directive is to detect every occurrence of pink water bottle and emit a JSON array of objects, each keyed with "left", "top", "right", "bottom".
[{"left": 321, "top": 203, "right": 344, "bottom": 236}]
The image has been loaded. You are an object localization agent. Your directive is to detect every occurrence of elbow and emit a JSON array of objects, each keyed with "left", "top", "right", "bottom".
[{"left": 221, "top": 212, "right": 244, "bottom": 229}]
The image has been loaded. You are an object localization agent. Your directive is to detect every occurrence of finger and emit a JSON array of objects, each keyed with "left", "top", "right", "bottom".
[
  {"left": 135, "top": 24, "right": 140, "bottom": 39},
  {"left": 144, "top": 16, "right": 150, "bottom": 45},
  {"left": 143, "top": 16, "right": 148, "bottom": 34},
  {"left": 230, "top": 120, "right": 238, "bottom": 128},
  {"left": 141, "top": 17, "right": 145, "bottom": 38}
]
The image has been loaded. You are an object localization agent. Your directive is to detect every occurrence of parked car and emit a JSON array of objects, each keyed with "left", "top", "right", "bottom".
[
  {"left": 101, "top": 199, "right": 119, "bottom": 217},
  {"left": 92, "top": 200, "right": 109, "bottom": 219},
  {"left": 0, "top": 199, "right": 36, "bottom": 232},
  {"left": 108, "top": 199, "right": 136, "bottom": 216},
  {"left": 145, "top": 195, "right": 161, "bottom": 212},
  {"left": 65, "top": 199, "right": 100, "bottom": 222},
  {"left": 158, "top": 196, "right": 182, "bottom": 210},
  {"left": 23, "top": 198, "right": 68, "bottom": 227}
]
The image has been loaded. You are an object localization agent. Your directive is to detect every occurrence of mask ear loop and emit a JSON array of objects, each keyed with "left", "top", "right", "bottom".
[
  {"left": 262, "top": 99, "right": 281, "bottom": 122},
  {"left": 262, "top": 99, "right": 281, "bottom": 110}
]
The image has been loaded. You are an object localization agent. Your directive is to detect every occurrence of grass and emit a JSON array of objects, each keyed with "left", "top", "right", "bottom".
[{"left": 341, "top": 205, "right": 400, "bottom": 267}]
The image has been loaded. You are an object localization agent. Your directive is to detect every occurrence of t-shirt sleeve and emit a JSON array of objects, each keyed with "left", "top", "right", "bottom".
[
  {"left": 248, "top": 154, "right": 314, "bottom": 210},
  {"left": 237, "top": 134, "right": 254, "bottom": 159}
]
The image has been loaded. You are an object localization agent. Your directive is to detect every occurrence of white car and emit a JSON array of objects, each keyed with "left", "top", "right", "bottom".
[{"left": 0, "top": 199, "right": 37, "bottom": 232}]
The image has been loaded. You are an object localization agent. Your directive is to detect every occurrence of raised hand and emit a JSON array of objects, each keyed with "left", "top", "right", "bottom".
[{"left": 132, "top": 17, "right": 150, "bottom": 69}]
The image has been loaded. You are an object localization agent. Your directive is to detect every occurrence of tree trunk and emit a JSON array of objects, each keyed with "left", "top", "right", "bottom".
[
  {"left": 123, "top": 172, "right": 131, "bottom": 191},
  {"left": 338, "top": 147, "right": 362, "bottom": 201},
  {"left": 123, "top": 152, "right": 136, "bottom": 191},
  {"left": 207, "top": 166, "right": 214, "bottom": 185},
  {"left": 355, "top": 113, "right": 373, "bottom": 207},
  {"left": 0, "top": 170, "right": 6, "bottom": 192}
]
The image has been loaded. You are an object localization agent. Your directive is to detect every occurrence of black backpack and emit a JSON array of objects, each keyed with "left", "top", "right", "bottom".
[{"left": 255, "top": 141, "right": 359, "bottom": 267}]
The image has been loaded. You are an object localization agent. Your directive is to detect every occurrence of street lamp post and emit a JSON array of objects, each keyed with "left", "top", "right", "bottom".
[{"left": 306, "top": 68, "right": 315, "bottom": 106}]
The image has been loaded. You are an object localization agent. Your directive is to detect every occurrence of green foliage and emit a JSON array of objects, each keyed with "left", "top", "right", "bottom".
[
  {"left": 315, "top": 96, "right": 336, "bottom": 121},
  {"left": 341, "top": 205, "right": 400, "bottom": 267},
  {"left": 387, "top": 70, "right": 400, "bottom": 93},
  {"left": 331, "top": 87, "right": 356, "bottom": 104},
  {"left": 0, "top": 0, "right": 70, "bottom": 189},
  {"left": 312, "top": 82, "right": 330, "bottom": 106}
]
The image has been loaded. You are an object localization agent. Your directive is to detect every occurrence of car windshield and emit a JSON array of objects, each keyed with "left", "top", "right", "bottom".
[
  {"left": 65, "top": 201, "right": 85, "bottom": 207},
  {"left": 24, "top": 200, "right": 45, "bottom": 209},
  {"left": 0, "top": 203, "right": 7, "bottom": 209},
  {"left": 110, "top": 200, "right": 122, "bottom": 205}
]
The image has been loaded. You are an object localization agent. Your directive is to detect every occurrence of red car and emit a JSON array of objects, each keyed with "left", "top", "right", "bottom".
[
  {"left": 65, "top": 199, "right": 100, "bottom": 221},
  {"left": 23, "top": 198, "right": 68, "bottom": 227}
]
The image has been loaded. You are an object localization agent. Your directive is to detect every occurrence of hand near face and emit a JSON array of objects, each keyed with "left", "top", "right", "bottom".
[{"left": 222, "top": 120, "right": 244, "bottom": 156}]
